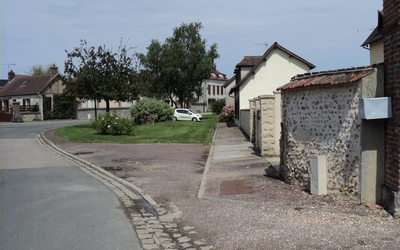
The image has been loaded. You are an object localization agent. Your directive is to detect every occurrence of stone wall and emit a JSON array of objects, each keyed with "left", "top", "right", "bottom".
[
  {"left": 280, "top": 83, "right": 363, "bottom": 202},
  {"left": 77, "top": 108, "right": 132, "bottom": 120},
  {"left": 22, "top": 113, "right": 41, "bottom": 121},
  {"left": 239, "top": 109, "right": 250, "bottom": 137}
]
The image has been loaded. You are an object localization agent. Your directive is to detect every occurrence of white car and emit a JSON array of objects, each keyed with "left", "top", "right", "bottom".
[{"left": 173, "top": 108, "right": 203, "bottom": 122}]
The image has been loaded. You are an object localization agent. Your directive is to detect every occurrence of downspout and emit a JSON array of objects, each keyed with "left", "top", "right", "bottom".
[{"left": 37, "top": 93, "right": 44, "bottom": 121}]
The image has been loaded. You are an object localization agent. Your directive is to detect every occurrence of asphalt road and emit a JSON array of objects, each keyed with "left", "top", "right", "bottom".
[{"left": 0, "top": 121, "right": 142, "bottom": 250}]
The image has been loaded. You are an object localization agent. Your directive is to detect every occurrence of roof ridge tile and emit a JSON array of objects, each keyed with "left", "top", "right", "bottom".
[{"left": 292, "top": 65, "right": 377, "bottom": 80}]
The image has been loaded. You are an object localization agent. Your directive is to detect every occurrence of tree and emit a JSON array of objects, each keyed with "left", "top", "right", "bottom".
[
  {"left": 27, "top": 64, "right": 52, "bottom": 75},
  {"left": 138, "top": 22, "right": 219, "bottom": 107},
  {"left": 63, "top": 39, "right": 139, "bottom": 113}
]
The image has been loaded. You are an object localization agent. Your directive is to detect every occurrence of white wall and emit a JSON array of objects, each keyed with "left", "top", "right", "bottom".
[
  {"left": 239, "top": 49, "right": 310, "bottom": 110},
  {"left": 224, "top": 79, "right": 235, "bottom": 107}
]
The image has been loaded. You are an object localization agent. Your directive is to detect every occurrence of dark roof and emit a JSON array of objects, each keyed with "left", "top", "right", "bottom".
[
  {"left": 277, "top": 66, "right": 376, "bottom": 91},
  {"left": 230, "top": 42, "right": 316, "bottom": 94},
  {"left": 361, "top": 10, "right": 383, "bottom": 48},
  {"left": 0, "top": 80, "right": 8, "bottom": 88},
  {"left": 0, "top": 74, "right": 61, "bottom": 97},
  {"left": 236, "top": 56, "right": 263, "bottom": 67}
]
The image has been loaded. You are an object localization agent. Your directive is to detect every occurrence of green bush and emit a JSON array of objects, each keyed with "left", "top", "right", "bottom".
[
  {"left": 42, "top": 94, "right": 52, "bottom": 120},
  {"left": 12, "top": 114, "right": 24, "bottom": 123},
  {"left": 130, "top": 98, "right": 174, "bottom": 122},
  {"left": 52, "top": 94, "right": 76, "bottom": 119},
  {"left": 211, "top": 99, "right": 225, "bottom": 114},
  {"left": 92, "top": 112, "right": 135, "bottom": 135}
]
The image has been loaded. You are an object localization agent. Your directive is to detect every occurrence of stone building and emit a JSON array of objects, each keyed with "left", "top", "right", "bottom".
[{"left": 278, "top": 65, "right": 388, "bottom": 204}]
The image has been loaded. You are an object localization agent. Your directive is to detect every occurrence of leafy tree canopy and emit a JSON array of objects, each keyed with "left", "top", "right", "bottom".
[
  {"left": 27, "top": 64, "right": 53, "bottom": 75},
  {"left": 63, "top": 39, "right": 139, "bottom": 112},
  {"left": 138, "top": 22, "right": 219, "bottom": 107}
]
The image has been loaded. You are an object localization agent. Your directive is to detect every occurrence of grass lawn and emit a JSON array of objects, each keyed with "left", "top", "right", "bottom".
[{"left": 54, "top": 114, "right": 220, "bottom": 145}]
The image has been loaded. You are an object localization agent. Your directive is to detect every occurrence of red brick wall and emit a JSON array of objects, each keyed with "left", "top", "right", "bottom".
[{"left": 384, "top": 0, "right": 400, "bottom": 192}]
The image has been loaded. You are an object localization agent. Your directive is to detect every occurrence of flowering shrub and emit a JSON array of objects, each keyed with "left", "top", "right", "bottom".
[
  {"left": 91, "top": 112, "right": 135, "bottom": 135},
  {"left": 135, "top": 110, "right": 154, "bottom": 120},
  {"left": 134, "top": 110, "right": 155, "bottom": 125},
  {"left": 219, "top": 105, "right": 235, "bottom": 122},
  {"left": 130, "top": 98, "right": 174, "bottom": 122}
]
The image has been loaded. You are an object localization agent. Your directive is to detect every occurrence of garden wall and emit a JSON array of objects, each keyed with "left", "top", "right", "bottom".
[
  {"left": 239, "top": 109, "right": 250, "bottom": 137},
  {"left": 280, "top": 83, "right": 363, "bottom": 202},
  {"left": 77, "top": 108, "right": 132, "bottom": 120}
]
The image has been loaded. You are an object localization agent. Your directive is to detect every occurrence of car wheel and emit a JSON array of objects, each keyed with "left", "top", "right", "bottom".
[
  {"left": 173, "top": 116, "right": 177, "bottom": 121},
  {"left": 192, "top": 117, "right": 197, "bottom": 122}
]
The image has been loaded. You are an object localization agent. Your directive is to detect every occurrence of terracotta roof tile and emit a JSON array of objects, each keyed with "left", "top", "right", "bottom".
[{"left": 277, "top": 65, "right": 377, "bottom": 91}]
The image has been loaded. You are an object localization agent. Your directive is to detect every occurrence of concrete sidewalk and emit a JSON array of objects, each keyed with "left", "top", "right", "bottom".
[
  {"left": 198, "top": 122, "right": 280, "bottom": 198},
  {"left": 211, "top": 122, "right": 279, "bottom": 164}
]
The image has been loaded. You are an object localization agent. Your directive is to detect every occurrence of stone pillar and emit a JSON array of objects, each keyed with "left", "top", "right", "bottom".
[
  {"left": 13, "top": 102, "right": 20, "bottom": 116},
  {"left": 383, "top": 0, "right": 400, "bottom": 217}
]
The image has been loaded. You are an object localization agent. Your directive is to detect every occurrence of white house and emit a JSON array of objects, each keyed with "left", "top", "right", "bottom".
[{"left": 191, "top": 69, "right": 229, "bottom": 112}]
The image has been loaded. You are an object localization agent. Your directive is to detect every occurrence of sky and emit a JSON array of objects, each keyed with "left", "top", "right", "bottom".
[{"left": 1, "top": 0, "right": 383, "bottom": 80}]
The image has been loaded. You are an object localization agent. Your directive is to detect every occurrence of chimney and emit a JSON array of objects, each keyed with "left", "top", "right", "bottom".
[
  {"left": 50, "top": 64, "right": 58, "bottom": 77},
  {"left": 8, "top": 70, "right": 15, "bottom": 82}
]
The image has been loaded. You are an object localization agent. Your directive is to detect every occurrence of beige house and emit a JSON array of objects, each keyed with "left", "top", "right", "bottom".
[
  {"left": 229, "top": 42, "right": 315, "bottom": 128},
  {"left": 77, "top": 99, "right": 135, "bottom": 120},
  {"left": 0, "top": 65, "right": 63, "bottom": 121}
]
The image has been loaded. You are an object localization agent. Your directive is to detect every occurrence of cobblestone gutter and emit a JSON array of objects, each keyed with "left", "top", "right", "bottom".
[{"left": 36, "top": 132, "right": 213, "bottom": 250}]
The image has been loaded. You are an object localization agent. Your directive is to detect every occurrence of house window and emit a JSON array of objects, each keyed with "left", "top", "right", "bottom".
[
  {"left": 221, "top": 87, "right": 223, "bottom": 95},
  {"left": 208, "top": 85, "right": 210, "bottom": 95},
  {"left": 217, "top": 86, "right": 219, "bottom": 95},
  {"left": 213, "top": 85, "right": 215, "bottom": 95},
  {"left": 22, "top": 79, "right": 30, "bottom": 85}
]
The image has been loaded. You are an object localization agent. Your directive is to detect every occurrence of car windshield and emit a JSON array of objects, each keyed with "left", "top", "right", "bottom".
[{"left": 189, "top": 109, "right": 198, "bottom": 114}]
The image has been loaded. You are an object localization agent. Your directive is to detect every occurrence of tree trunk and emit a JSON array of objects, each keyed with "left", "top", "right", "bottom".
[
  {"left": 94, "top": 100, "right": 97, "bottom": 118},
  {"left": 106, "top": 100, "right": 110, "bottom": 113}
]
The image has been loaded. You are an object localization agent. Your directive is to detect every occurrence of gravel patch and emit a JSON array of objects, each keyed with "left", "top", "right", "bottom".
[{"left": 44, "top": 129, "right": 400, "bottom": 250}]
